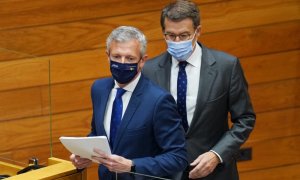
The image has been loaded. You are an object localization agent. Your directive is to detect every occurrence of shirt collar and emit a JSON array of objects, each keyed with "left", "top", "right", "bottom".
[
  {"left": 172, "top": 43, "right": 202, "bottom": 68},
  {"left": 114, "top": 72, "right": 141, "bottom": 92}
]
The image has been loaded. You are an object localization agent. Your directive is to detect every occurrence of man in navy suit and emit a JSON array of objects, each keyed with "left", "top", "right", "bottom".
[{"left": 70, "top": 26, "right": 187, "bottom": 179}]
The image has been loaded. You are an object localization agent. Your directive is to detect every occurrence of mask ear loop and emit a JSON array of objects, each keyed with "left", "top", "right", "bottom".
[
  {"left": 191, "top": 27, "right": 200, "bottom": 50},
  {"left": 137, "top": 56, "right": 144, "bottom": 72}
]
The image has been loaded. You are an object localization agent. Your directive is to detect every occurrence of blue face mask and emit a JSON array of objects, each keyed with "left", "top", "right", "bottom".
[
  {"left": 110, "top": 60, "right": 139, "bottom": 84},
  {"left": 166, "top": 33, "right": 196, "bottom": 61}
]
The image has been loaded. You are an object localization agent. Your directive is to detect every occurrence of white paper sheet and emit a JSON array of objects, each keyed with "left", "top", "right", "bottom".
[{"left": 59, "top": 136, "right": 111, "bottom": 162}]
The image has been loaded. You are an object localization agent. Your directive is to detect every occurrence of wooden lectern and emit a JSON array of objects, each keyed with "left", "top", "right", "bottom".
[{"left": 0, "top": 157, "right": 86, "bottom": 180}]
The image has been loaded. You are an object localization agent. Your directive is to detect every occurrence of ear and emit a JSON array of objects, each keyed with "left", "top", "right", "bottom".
[
  {"left": 139, "top": 54, "right": 148, "bottom": 70},
  {"left": 106, "top": 51, "right": 110, "bottom": 61},
  {"left": 196, "top": 25, "right": 202, "bottom": 38}
]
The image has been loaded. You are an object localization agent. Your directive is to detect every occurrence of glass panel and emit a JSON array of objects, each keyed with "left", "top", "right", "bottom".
[
  {"left": 0, "top": 47, "right": 51, "bottom": 176},
  {"left": 50, "top": 57, "right": 94, "bottom": 161}
]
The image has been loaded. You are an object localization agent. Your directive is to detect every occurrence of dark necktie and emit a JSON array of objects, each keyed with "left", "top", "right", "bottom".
[
  {"left": 110, "top": 88, "right": 126, "bottom": 148},
  {"left": 177, "top": 61, "right": 189, "bottom": 132}
]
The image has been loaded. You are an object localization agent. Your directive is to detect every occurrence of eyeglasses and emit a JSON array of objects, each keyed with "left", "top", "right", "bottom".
[{"left": 164, "top": 32, "right": 192, "bottom": 41}]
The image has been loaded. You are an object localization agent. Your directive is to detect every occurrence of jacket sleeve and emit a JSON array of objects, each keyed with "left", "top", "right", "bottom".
[{"left": 211, "top": 59, "right": 256, "bottom": 163}]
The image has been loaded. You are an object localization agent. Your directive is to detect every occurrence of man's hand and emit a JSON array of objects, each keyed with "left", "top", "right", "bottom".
[
  {"left": 189, "top": 151, "right": 220, "bottom": 179},
  {"left": 92, "top": 148, "right": 133, "bottom": 173},
  {"left": 70, "top": 154, "right": 92, "bottom": 169}
]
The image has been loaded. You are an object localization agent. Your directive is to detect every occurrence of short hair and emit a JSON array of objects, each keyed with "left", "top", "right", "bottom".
[
  {"left": 160, "top": 0, "right": 200, "bottom": 31},
  {"left": 106, "top": 26, "right": 147, "bottom": 56}
]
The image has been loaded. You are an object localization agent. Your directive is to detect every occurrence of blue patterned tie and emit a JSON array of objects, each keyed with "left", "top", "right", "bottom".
[
  {"left": 177, "top": 61, "right": 189, "bottom": 132},
  {"left": 110, "top": 88, "right": 126, "bottom": 148}
]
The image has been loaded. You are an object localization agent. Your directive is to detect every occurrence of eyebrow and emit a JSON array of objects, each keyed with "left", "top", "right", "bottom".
[{"left": 165, "top": 31, "right": 190, "bottom": 35}]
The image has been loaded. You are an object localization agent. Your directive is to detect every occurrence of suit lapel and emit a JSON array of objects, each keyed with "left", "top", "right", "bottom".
[
  {"left": 155, "top": 53, "right": 172, "bottom": 91},
  {"left": 187, "top": 45, "right": 217, "bottom": 135},
  {"left": 112, "top": 75, "right": 145, "bottom": 152},
  {"left": 97, "top": 79, "right": 114, "bottom": 137}
]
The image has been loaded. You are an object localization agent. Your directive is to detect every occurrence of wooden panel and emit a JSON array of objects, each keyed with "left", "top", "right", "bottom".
[
  {"left": 0, "top": 0, "right": 298, "bottom": 179},
  {"left": 143, "top": 20, "right": 300, "bottom": 58},
  {"left": 50, "top": 80, "right": 94, "bottom": 114},
  {"left": 241, "top": 50, "right": 300, "bottom": 85},
  {"left": 1, "top": 143, "right": 59, "bottom": 166},
  {"left": 1, "top": 74, "right": 298, "bottom": 122},
  {"left": 2, "top": 106, "right": 300, "bottom": 166},
  {"left": 200, "top": 20, "right": 300, "bottom": 58},
  {"left": 54, "top": 106, "right": 299, "bottom": 144},
  {"left": 250, "top": 78, "right": 300, "bottom": 113},
  {"left": 50, "top": 49, "right": 300, "bottom": 85},
  {"left": 0, "top": 115, "right": 50, "bottom": 152},
  {"left": 0, "top": 109, "right": 91, "bottom": 153},
  {"left": 0, "top": 48, "right": 34, "bottom": 62},
  {"left": 240, "top": 164, "right": 300, "bottom": 180},
  {"left": 50, "top": 49, "right": 110, "bottom": 84},
  {"left": 0, "top": 87, "right": 49, "bottom": 121},
  {"left": 0, "top": 58, "right": 49, "bottom": 91},
  {"left": 51, "top": 110, "right": 91, "bottom": 139},
  {"left": 2, "top": 106, "right": 299, "bottom": 153},
  {"left": 50, "top": 77, "right": 300, "bottom": 114},
  {"left": 239, "top": 135, "right": 300, "bottom": 171},
  {"left": 3, "top": 136, "right": 300, "bottom": 179},
  {"left": 51, "top": 107, "right": 300, "bottom": 145},
  {"left": 201, "top": 0, "right": 300, "bottom": 33},
  {"left": 1, "top": 48, "right": 299, "bottom": 92},
  {"left": 0, "top": 1, "right": 299, "bottom": 61},
  {"left": 5, "top": 134, "right": 299, "bottom": 178},
  {"left": 86, "top": 165, "right": 98, "bottom": 180},
  {"left": 0, "top": 0, "right": 220, "bottom": 30},
  {"left": 247, "top": 107, "right": 300, "bottom": 142}
]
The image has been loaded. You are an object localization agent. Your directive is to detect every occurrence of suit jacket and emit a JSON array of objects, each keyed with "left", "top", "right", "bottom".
[
  {"left": 88, "top": 74, "right": 188, "bottom": 180},
  {"left": 143, "top": 43, "right": 256, "bottom": 180}
]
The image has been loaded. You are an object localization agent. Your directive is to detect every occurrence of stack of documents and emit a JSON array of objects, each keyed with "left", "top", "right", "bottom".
[{"left": 59, "top": 136, "right": 111, "bottom": 162}]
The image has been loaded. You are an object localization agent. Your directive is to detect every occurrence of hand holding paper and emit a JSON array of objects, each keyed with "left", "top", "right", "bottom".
[
  {"left": 59, "top": 136, "right": 111, "bottom": 163},
  {"left": 92, "top": 148, "right": 133, "bottom": 173}
]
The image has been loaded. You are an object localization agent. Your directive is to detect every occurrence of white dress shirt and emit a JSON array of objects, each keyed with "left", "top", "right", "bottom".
[
  {"left": 104, "top": 73, "right": 141, "bottom": 138},
  {"left": 170, "top": 43, "right": 202, "bottom": 126},
  {"left": 170, "top": 43, "right": 223, "bottom": 163}
]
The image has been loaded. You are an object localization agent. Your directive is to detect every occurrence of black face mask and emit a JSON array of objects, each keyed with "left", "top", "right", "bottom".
[{"left": 110, "top": 60, "right": 139, "bottom": 84}]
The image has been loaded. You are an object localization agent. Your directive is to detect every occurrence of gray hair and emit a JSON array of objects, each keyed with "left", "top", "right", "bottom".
[
  {"left": 106, "top": 26, "right": 147, "bottom": 56},
  {"left": 160, "top": 0, "right": 200, "bottom": 31}
]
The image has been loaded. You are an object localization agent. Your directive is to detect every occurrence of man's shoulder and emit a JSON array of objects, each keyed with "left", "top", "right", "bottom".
[
  {"left": 142, "top": 75, "right": 165, "bottom": 92},
  {"left": 143, "top": 51, "right": 170, "bottom": 79},
  {"left": 142, "top": 75, "right": 171, "bottom": 97},
  {"left": 92, "top": 77, "right": 113, "bottom": 90},
  {"left": 145, "top": 51, "right": 169, "bottom": 67},
  {"left": 203, "top": 45, "right": 237, "bottom": 63}
]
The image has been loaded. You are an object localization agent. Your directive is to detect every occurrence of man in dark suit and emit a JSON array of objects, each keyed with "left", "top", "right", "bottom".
[
  {"left": 143, "top": 1, "right": 256, "bottom": 180},
  {"left": 70, "top": 26, "right": 187, "bottom": 179}
]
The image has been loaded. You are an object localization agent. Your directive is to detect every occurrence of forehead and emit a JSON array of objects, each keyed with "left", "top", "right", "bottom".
[
  {"left": 109, "top": 39, "right": 140, "bottom": 56},
  {"left": 164, "top": 18, "right": 194, "bottom": 34}
]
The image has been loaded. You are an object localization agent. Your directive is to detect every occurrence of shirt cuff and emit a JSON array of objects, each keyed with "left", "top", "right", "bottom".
[{"left": 209, "top": 150, "right": 223, "bottom": 163}]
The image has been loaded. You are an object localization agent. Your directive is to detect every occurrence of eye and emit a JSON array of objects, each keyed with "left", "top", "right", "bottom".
[
  {"left": 169, "top": 34, "right": 177, "bottom": 40},
  {"left": 165, "top": 33, "right": 176, "bottom": 40},
  {"left": 126, "top": 56, "right": 137, "bottom": 62},
  {"left": 179, "top": 33, "right": 190, "bottom": 40},
  {"left": 111, "top": 55, "right": 121, "bottom": 60}
]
